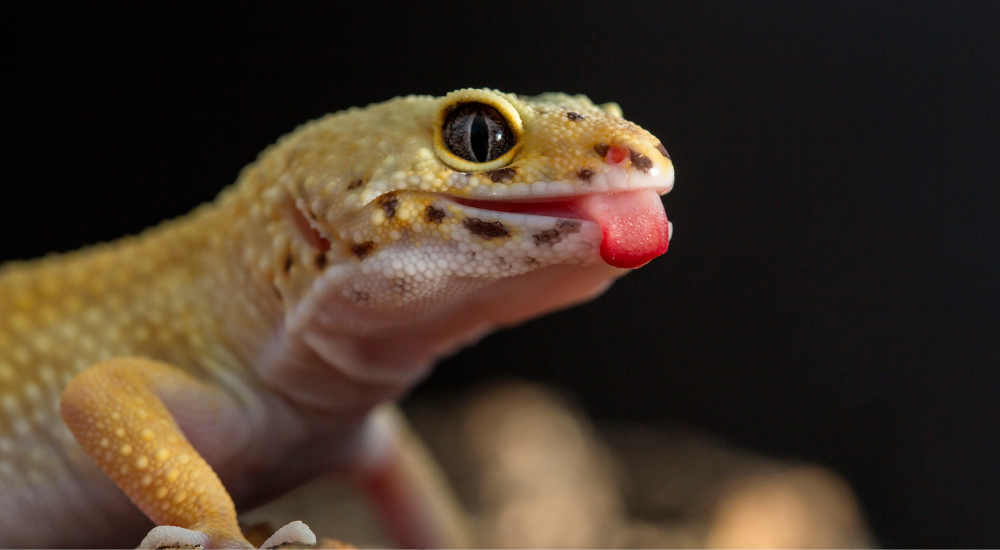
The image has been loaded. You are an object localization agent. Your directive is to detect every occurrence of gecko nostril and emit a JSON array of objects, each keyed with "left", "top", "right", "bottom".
[{"left": 604, "top": 145, "right": 630, "bottom": 167}]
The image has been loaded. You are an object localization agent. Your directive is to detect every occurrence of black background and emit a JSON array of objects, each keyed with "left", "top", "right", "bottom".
[{"left": 3, "top": 3, "right": 998, "bottom": 547}]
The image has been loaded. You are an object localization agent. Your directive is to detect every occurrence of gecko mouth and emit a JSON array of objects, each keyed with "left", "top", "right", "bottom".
[
  {"left": 444, "top": 187, "right": 672, "bottom": 269},
  {"left": 449, "top": 196, "right": 589, "bottom": 219}
]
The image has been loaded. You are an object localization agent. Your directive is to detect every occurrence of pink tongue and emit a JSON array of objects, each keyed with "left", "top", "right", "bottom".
[{"left": 575, "top": 189, "right": 670, "bottom": 268}]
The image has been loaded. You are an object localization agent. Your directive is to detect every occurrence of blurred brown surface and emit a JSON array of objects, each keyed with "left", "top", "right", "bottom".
[{"left": 242, "top": 382, "right": 874, "bottom": 548}]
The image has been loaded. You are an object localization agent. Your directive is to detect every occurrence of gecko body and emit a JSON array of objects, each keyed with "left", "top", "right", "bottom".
[{"left": 0, "top": 89, "right": 673, "bottom": 548}]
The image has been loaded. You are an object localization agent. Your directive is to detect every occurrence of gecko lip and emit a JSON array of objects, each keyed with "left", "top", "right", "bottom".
[
  {"left": 446, "top": 195, "right": 591, "bottom": 220},
  {"left": 460, "top": 164, "right": 674, "bottom": 200},
  {"left": 438, "top": 169, "right": 673, "bottom": 224},
  {"left": 433, "top": 193, "right": 604, "bottom": 244}
]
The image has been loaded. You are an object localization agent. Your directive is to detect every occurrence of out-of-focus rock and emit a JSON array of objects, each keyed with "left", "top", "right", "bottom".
[
  {"left": 244, "top": 381, "right": 874, "bottom": 548},
  {"left": 705, "top": 465, "right": 873, "bottom": 548}
]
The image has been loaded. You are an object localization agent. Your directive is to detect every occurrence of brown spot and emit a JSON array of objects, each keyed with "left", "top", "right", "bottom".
[
  {"left": 533, "top": 219, "right": 582, "bottom": 245},
  {"left": 376, "top": 192, "right": 398, "bottom": 218},
  {"left": 566, "top": 112, "right": 585, "bottom": 121},
  {"left": 654, "top": 142, "right": 670, "bottom": 159},
  {"left": 350, "top": 241, "right": 376, "bottom": 259},
  {"left": 594, "top": 143, "right": 610, "bottom": 158},
  {"left": 463, "top": 218, "right": 510, "bottom": 239},
  {"left": 629, "top": 149, "right": 653, "bottom": 173},
  {"left": 283, "top": 255, "right": 293, "bottom": 273},
  {"left": 425, "top": 205, "right": 446, "bottom": 224},
  {"left": 556, "top": 219, "right": 582, "bottom": 232},
  {"left": 532, "top": 228, "right": 560, "bottom": 245},
  {"left": 315, "top": 254, "right": 328, "bottom": 270},
  {"left": 350, "top": 290, "right": 370, "bottom": 302},
  {"left": 486, "top": 167, "right": 516, "bottom": 183},
  {"left": 271, "top": 282, "right": 282, "bottom": 301},
  {"left": 347, "top": 179, "right": 364, "bottom": 190},
  {"left": 577, "top": 169, "right": 593, "bottom": 182}
]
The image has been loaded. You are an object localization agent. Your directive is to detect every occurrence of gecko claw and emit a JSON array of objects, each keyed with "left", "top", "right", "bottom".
[{"left": 259, "top": 521, "right": 317, "bottom": 549}]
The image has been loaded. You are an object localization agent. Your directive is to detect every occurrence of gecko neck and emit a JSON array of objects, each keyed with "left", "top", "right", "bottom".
[{"left": 251, "top": 259, "right": 625, "bottom": 415}]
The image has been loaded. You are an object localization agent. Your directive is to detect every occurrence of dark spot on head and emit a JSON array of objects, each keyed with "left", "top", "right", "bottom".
[
  {"left": 654, "top": 142, "right": 670, "bottom": 159},
  {"left": 425, "top": 205, "right": 446, "bottom": 224},
  {"left": 350, "top": 241, "right": 376, "bottom": 259},
  {"left": 486, "top": 167, "right": 516, "bottom": 183},
  {"left": 376, "top": 192, "right": 398, "bottom": 218},
  {"left": 533, "top": 219, "right": 582, "bottom": 245},
  {"left": 283, "top": 255, "right": 293, "bottom": 273},
  {"left": 555, "top": 219, "right": 582, "bottom": 232},
  {"left": 594, "top": 143, "right": 610, "bottom": 158},
  {"left": 567, "top": 112, "right": 585, "bottom": 121},
  {"left": 577, "top": 169, "right": 593, "bottom": 182},
  {"left": 629, "top": 149, "right": 653, "bottom": 173},
  {"left": 315, "top": 254, "right": 328, "bottom": 270},
  {"left": 350, "top": 290, "right": 370, "bottom": 302},
  {"left": 347, "top": 179, "right": 364, "bottom": 190},
  {"left": 463, "top": 218, "right": 510, "bottom": 239},
  {"left": 532, "top": 228, "right": 560, "bottom": 245}
]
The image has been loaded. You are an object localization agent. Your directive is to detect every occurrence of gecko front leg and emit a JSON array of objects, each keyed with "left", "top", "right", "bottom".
[
  {"left": 352, "top": 404, "right": 472, "bottom": 549},
  {"left": 59, "top": 357, "right": 315, "bottom": 549}
]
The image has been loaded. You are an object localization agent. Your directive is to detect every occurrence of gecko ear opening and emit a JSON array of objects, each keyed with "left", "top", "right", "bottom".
[
  {"left": 291, "top": 201, "right": 331, "bottom": 252},
  {"left": 433, "top": 89, "right": 522, "bottom": 172}
]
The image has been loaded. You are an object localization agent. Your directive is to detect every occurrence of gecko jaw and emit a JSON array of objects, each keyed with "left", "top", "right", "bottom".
[
  {"left": 458, "top": 164, "right": 674, "bottom": 200},
  {"left": 437, "top": 169, "right": 673, "bottom": 269},
  {"left": 438, "top": 162, "right": 674, "bottom": 224},
  {"left": 445, "top": 195, "right": 590, "bottom": 220}
]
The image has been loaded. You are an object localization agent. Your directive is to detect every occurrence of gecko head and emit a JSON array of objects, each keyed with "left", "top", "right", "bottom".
[{"left": 261, "top": 89, "right": 673, "bottom": 383}]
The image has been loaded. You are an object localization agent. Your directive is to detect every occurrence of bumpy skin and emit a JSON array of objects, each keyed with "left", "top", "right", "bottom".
[{"left": 0, "top": 89, "right": 674, "bottom": 548}]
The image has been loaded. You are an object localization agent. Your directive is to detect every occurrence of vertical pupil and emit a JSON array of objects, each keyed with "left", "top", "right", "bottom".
[{"left": 469, "top": 113, "right": 490, "bottom": 162}]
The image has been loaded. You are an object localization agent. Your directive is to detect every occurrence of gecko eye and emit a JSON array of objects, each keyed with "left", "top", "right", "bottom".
[{"left": 441, "top": 103, "right": 514, "bottom": 163}]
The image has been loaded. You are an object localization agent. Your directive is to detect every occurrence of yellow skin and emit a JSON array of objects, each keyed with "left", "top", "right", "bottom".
[{"left": 0, "top": 89, "right": 673, "bottom": 548}]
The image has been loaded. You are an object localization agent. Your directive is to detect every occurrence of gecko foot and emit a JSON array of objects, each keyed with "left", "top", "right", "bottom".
[
  {"left": 136, "top": 523, "right": 304, "bottom": 549},
  {"left": 135, "top": 521, "right": 316, "bottom": 549},
  {"left": 259, "top": 521, "right": 317, "bottom": 549},
  {"left": 137, "top": 525, "right": 212, "bottom": 549}
]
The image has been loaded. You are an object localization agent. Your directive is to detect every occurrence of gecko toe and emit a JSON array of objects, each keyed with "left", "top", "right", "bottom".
[
  {"left": 259, "top": 521, "right": 317, "bottom": 549},
  {"left": 138, "top": 525, "right": 212, "bottom": 549}
]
